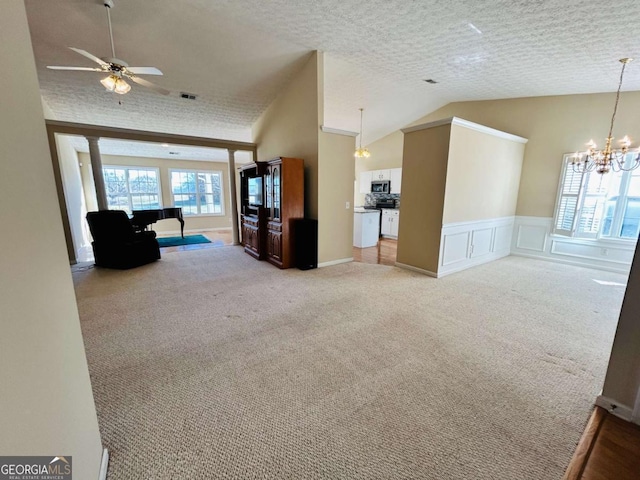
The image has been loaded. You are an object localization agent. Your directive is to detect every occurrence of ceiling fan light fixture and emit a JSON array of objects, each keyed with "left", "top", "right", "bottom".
[
  {"left": 100, "top": 74, "right": 131, "bottom": 94},
  {"left": 100, "top": 74, "right": 118, "bottom": 91},
  {"left": 113, "top": 78, "right": 131, "bottom": 94}
]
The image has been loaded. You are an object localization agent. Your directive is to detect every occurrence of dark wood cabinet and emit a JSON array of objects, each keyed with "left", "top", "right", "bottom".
[
  {"left": 239, "top": 162, "right": 267, "bottom": 260},
  {"left": 265, "top": 157, "right": 304, "bottom": 269},
  {"left": 239, "top": 158, "right": 304, "bottom": 268}
]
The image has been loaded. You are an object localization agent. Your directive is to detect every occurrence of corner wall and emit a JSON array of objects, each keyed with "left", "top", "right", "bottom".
[
  {"left": 405, "top": 92, "right": 640, "bottom": 218},
  {"left": 396, "top": 124, "right": 451, "bottom": 274},
  {"left": 444, "top": 124, "right": 525, "bottom": 224},
  {"left": 252, "top": 51, "right": 355, "bottom": 266},
  {"left": 0, "top": 1, "right": 103, "bottom": 477},
  {"left": 252, "top": 52, "right": 321, "bottom": 220},
  {"left": 318, "top": 131, "right": 356, "bottom": 264}
]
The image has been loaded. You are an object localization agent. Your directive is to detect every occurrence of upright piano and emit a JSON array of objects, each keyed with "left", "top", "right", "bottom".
[{"left": 131, "top": 207, "right": 185, "bottom": 238}]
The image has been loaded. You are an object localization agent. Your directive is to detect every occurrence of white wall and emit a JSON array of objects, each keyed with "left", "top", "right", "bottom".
[
  {"left": 57, "top": 135, "right": 92, "bottom": 261},
  {"left": 0, "top": 1, "right": 104, "bottom": 477},
  {"left": 600, "top": 242, "right": 640, "bottom": 423}
]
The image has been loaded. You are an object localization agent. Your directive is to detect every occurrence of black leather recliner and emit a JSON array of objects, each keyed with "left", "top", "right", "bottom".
[{"left": 86, "top": 210, "right": 160, "bottom": 269}]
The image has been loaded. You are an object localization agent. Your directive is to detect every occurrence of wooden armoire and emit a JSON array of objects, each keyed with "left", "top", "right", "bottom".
[{"left": 240, "top": 157, "right": 304, "bottom": 269}]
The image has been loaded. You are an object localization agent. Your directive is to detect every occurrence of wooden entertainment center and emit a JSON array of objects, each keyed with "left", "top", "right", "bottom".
[{"left": 239, "top": 157, "right": 304, "bottom": 269}]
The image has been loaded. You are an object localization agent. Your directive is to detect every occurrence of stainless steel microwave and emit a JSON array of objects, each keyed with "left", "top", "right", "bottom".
[{"left": 371, "top": 180, "right": 390, "bottom": 193}]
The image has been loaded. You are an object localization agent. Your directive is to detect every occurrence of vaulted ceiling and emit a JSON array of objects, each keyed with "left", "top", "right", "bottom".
[{"left": 25, "top": 0, "right": 640, "bottom": 157}]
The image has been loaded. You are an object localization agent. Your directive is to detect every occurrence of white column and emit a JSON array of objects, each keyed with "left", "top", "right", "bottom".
[
  {"left": 227, "top": 149, "right": 240, "bottom": 245},
  {"left": 86, "top": 136, "right": 108, "bottom": 210}
]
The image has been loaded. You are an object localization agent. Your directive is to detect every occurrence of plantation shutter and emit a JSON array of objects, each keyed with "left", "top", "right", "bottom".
[
  {"left": 553, "top": 155, "right": 585, "bottom": 236},
  {"left": 574, "top": 169, "right": 609, "bottom": 238}
]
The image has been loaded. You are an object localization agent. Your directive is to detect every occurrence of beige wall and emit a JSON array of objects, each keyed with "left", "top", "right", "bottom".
[
  {"left": 252, "top": 51, "right": 354, "bottom": 265},
  {"left": 407, "top": 92, "right": 640, "bottom": 218},
  {"left": 396, "top": 124, "right": 450, "bottom": 273},
  {"left": 252, "top": 52, "right": 321, "bottom": 220},
  {"left": 354, "top": 130, "right": 404, "bottom": 205},
  {"left": 318, "top": 131, "right": 356, "bottom": 263},
  {"left": 80, "top": 152, "right": 233, "bottom": 233},
  {"left": 0, "top": 1, "right": 103, "bottom": 477},
  {"left": 443, "top": 124, "right": 525, "bottom": 224}
]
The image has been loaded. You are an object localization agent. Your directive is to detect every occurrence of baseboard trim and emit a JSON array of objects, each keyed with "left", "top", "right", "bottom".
[
  {"left": 156, "top": 227, "right": 231, "bottom": 236},
  {"left": 98, "top": 449, "right": 109, "bottom": 480},
  {"left": 395, "top": 262, "right": 438, "bottom": 278},
  {"left": 438, "top": 251, "right": 510, "bottom": 277},
  {"left": 595, "top": 395, "right": 635, "bottom": 423},
  {"left": 318, "top": 257, "right": 353, "bottom": 268},
  {"left": 511, "top": 251, "right": 631, "bottom": 275},
  {"left": 561, "top": 406, "right": 606, "bottom": 480}
]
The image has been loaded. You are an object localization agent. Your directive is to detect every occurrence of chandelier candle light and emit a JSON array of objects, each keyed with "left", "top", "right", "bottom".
[
  {"left": 354, "top": 108, "right": 371, "bottom": 158},
  {"left": 571, "top": 58, "right": 640, "bottom": 174}
]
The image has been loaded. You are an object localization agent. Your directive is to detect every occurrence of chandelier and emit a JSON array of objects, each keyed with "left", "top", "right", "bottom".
[
  {"left": 354, "top": 108, "right": 371, "bottom": 158},
  {"left": 571, "top": 58, "right": 640, "bottom": 174}
]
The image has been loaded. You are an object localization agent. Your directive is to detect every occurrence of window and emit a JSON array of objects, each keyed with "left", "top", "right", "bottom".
[
  {"left": 102, "top": 166, "right": 161, "bottom": 214},
  {"left": 170, "top": 169, "right": 224, "bottom": 215},
  {"left": 554, "top": 154, "right": 640, "bottom": 240}
]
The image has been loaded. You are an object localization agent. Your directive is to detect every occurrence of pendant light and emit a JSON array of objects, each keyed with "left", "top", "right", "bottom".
[{"left": 354, "top": 108, "right": 371, "bottom": 158}]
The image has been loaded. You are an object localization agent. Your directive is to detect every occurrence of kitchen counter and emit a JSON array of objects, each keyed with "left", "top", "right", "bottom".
[{"left": 354, "top": 207, "right": 378, "bottom": 213}]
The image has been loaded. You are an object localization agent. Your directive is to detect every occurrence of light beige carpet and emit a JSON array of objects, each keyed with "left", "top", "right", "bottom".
[{"left": 72, "top": 248, "right": 627, "bottom": 479}]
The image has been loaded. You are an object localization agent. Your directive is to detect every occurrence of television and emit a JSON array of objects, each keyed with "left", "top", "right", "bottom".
[{"left": 248, "top": 177, "right": 263, "bottom": 206}]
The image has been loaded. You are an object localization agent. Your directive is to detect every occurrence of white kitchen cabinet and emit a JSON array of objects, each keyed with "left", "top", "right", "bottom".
[
  {"left": 359, "top": 171, "right": 372, "bottom": 194},
  {"left": 390, "top": 168, "right": 402, "bottom": 194},
  {"left": 353, "top": 209, "right": 380, "bottom": 247},
  {"left": 371, "top": 169, "right": 391, "bottom": 181},
  {"left": 381, "top": 209, "right": 400, "bottom": 237}
]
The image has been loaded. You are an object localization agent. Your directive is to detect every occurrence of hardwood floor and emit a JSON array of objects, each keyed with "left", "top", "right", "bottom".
[
  {"left": 563, "top": 406, "right": 640, "bottom": 480},
  {"left": 352, "top": 237, "right": 397, "bottom": 266}
]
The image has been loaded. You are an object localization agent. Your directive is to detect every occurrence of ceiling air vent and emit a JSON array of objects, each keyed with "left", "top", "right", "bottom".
[
  {"left": 180, "top": 92, "right": 197, "bottom": 100},
  {"left": 423, "top": 79, "right": 438, "bottom": 84}
]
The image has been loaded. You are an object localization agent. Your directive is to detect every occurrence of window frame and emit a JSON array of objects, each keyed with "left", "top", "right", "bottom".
[
  {"left": 102, "top": 165, "right": 162, "bottom": 214},
  {"left": 169, "top": 168, "right": 225, "bottom": 217},
  {"left": 552, "top": 153, "right": 639, "bottom": 243}
]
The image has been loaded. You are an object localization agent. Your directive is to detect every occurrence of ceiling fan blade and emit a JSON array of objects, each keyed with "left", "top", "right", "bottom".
[
  {"left": 128, "top": 75, "right": 170, "bottom": 95},
  {"left": 69, "top": 47, "right": 109, "bottom": 67},
  {"left": 126, "top": 67, "right": 163, "bottom": 76},
  {"left": 47, "top": 66, "right": 104, "bottom": 72}
]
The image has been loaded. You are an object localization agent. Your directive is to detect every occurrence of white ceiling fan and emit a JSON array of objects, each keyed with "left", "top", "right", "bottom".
[{"left": 47, "top": 0, "right": 169, "bottom": 96}]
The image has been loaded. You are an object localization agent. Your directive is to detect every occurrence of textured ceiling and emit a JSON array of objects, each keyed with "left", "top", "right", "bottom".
[{"left": 26, "top": 0, "right": 640, "bottom": 151}]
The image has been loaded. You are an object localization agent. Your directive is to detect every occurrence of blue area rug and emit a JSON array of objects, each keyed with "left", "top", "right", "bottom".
[{"left": 157, "top": 234, "right": 212, "bottom": 248}]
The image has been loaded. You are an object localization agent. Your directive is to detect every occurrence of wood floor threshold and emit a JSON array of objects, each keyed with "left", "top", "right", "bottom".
[{"left": 562, "top": 406, "right": 607, "bottom": 480}]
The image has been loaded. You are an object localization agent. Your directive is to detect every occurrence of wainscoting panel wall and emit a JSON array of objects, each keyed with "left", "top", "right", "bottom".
[
  {"left": 510, "top": 216, "right": 636, "bottom": 274},
  {"left": 438, "top": 216, "right": 514, "bottom": 277}
]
